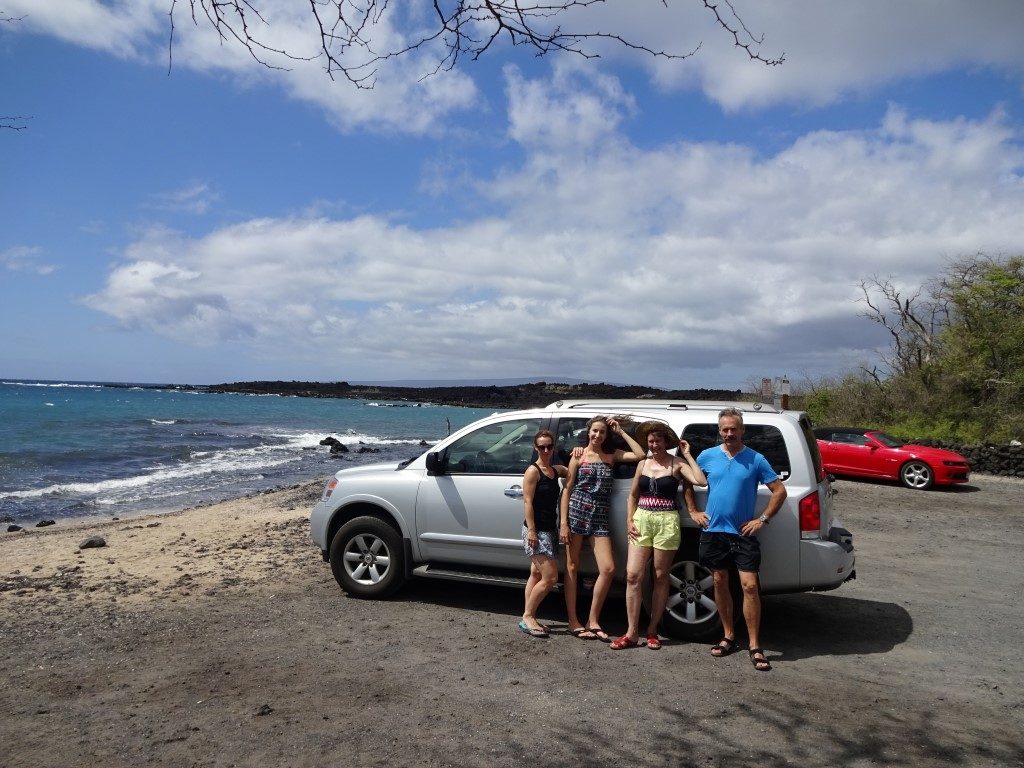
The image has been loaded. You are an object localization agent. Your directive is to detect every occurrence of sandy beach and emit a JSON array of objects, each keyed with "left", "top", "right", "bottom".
[{"left": 3, "top": 475, "right": 1023, "bottom": 768}]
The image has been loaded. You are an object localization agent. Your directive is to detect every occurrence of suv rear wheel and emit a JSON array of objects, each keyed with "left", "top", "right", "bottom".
[{"left": 329, "top": 516, "right": 406, "bottom": 597}]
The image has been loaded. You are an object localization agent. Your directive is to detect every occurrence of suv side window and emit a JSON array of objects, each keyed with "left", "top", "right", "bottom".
[
  {"left": 681, "top": 423, "right": 791, "bottom": 481},
  {"left": 554, "top": 417, "right": 590, "bottom": 466},
  {"left": 445, "top": 418, "right": 543, "bottom": 475}
]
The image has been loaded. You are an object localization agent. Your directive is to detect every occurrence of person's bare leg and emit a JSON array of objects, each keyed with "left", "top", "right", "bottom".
[
  {"left": 623, "top": 544, "right": 651, "bottom": 641},
  {"left": 647, "top": 547, "right": 676, "bottom": 636},
  {"left": 524, "top": 557, "right": 557, "bottom": 630},
  {"left": 564, "top": 535, "right": 585, "bottom": 631},
  {"left": 740, "top": 570, "right": 769, "bottom": 668},
  {"left": 586, "top": 536, "right": 616, "bottom": 637},
  {"left": 523, "top": 560, "right": 540, "bottom": 622},
  {"left": 710, "top": 568, "right": 737, "bottom": 655}
]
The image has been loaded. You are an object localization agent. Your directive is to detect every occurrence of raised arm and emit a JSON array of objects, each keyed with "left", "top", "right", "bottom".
[
  {"left": 607, "top": 417, "right": 645, "bottom": 462},
  {"left": 674, "top": 439, "right": 707, "bottom": 487}
]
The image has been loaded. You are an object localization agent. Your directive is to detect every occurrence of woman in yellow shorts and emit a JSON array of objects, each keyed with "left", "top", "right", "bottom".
[{"left": 611, "top": 421, "right": 707, "bottom": 650}]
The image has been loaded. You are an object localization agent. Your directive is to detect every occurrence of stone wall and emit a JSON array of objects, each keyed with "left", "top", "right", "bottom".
[{"left": 909, "top": 439, "right": 1024, "bottom": 478}]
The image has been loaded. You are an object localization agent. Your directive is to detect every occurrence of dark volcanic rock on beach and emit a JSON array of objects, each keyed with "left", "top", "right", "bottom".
[{"left": 204, "top": 380, "right": 744, "bottom": 410}]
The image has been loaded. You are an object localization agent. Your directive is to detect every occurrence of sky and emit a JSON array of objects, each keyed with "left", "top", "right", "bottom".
[{"left": 2, "top": 1, "right": 1023, "bottom": 389}]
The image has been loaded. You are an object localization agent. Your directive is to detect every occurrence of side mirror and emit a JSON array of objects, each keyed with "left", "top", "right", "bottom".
[{"left": 425, "top": 451, "right": 446, "bottom": 476}]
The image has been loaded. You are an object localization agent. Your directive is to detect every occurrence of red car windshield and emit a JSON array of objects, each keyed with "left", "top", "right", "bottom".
[{"left": 871, "top": 432, "right": 905, "bottom": 448}]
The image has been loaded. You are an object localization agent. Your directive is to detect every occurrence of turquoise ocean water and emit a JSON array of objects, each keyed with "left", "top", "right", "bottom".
[{"left": 0, "top": 380, "right": 494, "bottom": 524}]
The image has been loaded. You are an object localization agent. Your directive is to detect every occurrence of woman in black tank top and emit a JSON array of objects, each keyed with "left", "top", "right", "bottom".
[
  {"left": 610, "top": 421, "right": 707, "bottom": 650},
  {"left": 519, "top": 430, "right": 569, "bottom": 638}
]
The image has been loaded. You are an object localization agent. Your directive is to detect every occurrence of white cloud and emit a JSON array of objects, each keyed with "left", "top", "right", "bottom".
[
  {"left": 1, "top": 246, "right": 58, "bottom": 275},
  {"left": 85, "top": 67, "right": 1024, "bottom": 385},
  {"left": 149, "top": 182, "right": 220, "bottom": 215},
  {"left": 4, "top": 0, "right": 478, "bottom": 133},
  {"left": 624, "top": 1, "right": 1024, "bottom": 110},
  {"left": 11, "top": 1, "right": 1024, "bottom": 134}
]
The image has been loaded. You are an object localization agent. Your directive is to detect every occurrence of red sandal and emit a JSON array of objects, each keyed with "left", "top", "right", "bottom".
[
  {"left": 610, "top": 634, "right": 638, "bottom": 650},
  {"left": 646, "top": 634, "right": 662, "bottom": 650}
]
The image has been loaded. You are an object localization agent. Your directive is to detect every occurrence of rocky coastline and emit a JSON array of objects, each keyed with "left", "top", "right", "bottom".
[{"left": 197, "top": 380, "right": 746, "bottom": 410}]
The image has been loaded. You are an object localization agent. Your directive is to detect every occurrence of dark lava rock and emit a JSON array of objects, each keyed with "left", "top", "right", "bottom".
[
  {"left": 356, "top": 446, "right": 380, "bottom": 454},
  {"left": 35, "top": 520, "right": 56, "bottom": 528},
  {"left": 79, "top": 536, "right": 107, "bottom": 550},
  {"left": 0, "top": 514, "right": 14, "bottom": 523},
  {"left": 7, "top": 524, "right": 23, "bottom": 533},
  {"left": 321, "top": 436, "right": 350, "bottom": 454},
  {"left": 255, "top": 704, "right": 274, "bottom": 716}
]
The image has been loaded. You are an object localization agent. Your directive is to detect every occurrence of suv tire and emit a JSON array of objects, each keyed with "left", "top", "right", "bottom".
[{"left": 329, "top": 516, "right": 406, "bottom": 598}]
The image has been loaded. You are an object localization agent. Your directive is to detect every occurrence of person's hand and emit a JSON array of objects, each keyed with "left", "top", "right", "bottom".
[
  {"left": 570, "top": 446, "right": 585, "bottom": 461},
  {"left": 740, "top": 518, "right": 765, "bottom": 537},
  {"left": 559, "top": 523, "right": 570, "bottom": 544},
  {"left": 689, "top": 510, "right": 709, "bottom": 529},
  {"left": 607, "top": 417, "right": 621, "bottom": 433},
  {"left": 678, "top": 439, "right": 692, "bottom": 457},
  {"left": 627, "top": 520, "right": 639, "bottom": 542},
  {"left": 527, "top": 528, "right": 538, "bottom": 549}
]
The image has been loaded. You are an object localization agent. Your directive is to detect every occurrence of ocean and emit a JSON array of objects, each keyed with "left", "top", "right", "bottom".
[{"left": 0, "top": 380, "right": 495, "bottom": 525}]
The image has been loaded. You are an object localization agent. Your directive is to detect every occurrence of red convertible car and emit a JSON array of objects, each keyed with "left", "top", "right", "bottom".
[{"left": 814, "top": 427, "right": 971, "bottom": 490}]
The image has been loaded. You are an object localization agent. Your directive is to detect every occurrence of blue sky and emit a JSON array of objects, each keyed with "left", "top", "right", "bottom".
[{"left": 3, "top": 1, "right": 1023, "bottom": 388}]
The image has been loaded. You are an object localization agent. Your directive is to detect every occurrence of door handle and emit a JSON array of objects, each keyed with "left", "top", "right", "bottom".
[{"left": 504, "top": 485, "right": 524, "bottom": 499}]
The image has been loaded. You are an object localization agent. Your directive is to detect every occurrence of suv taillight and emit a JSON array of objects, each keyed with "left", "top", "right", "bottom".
[{"left": 799, "top": 491, "right": 821, "bottom": 539}]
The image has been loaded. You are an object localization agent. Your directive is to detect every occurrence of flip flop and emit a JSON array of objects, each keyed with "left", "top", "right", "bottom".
[
  {"left": 586, "top": 626, "right": 611, "bottom": 643},
  {"left": 518, "top": 621, "right": 548, "bottom": 639},
  {"left": 569, "top": 627, "right": 596, "bottom": 640}
]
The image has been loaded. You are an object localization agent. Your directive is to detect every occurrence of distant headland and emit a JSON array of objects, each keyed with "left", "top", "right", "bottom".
[{"left": 113, "top": 380, "right": 746, "bottom": 410}]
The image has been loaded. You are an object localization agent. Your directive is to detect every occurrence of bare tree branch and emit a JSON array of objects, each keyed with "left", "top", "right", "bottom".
[
  {"left": 170, "top": 1, "right": 783, "bottom": 88},
  {"left": 858, "top": 275, "right": 944, "bottom": 381},
  {"left": 1, "top": 116, "right": 32, "bottom": 131}
]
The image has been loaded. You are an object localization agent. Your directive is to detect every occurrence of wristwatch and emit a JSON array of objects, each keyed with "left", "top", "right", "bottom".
[{"left": 758, "top": 513, "right": 770, "bottom": 524}]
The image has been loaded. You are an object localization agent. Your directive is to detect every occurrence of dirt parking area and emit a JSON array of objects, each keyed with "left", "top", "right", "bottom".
[{"left": 1, "top": 476, "right": 1022, "bottom": 767}]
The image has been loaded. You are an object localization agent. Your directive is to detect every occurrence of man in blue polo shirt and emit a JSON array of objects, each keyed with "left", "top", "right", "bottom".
[{"left": 693, "top": 407, "right": 787, "bottom": 672}]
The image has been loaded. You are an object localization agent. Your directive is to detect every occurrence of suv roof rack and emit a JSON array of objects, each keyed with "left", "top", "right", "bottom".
[{"left": 546, "top": 399, "right": 782, "bottom": 414}]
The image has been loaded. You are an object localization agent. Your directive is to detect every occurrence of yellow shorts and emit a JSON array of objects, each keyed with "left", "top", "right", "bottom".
[{"left": 633, "top": 508, "right": 681, "bottom": 551}]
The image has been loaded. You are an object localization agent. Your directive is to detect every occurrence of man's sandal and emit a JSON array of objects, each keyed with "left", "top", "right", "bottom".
[
  {"left": 749, "top": 648, "right": 772, "bottom": 671},
  {"left": 710, "top": 637, "right": 739, "bottom": 657}
]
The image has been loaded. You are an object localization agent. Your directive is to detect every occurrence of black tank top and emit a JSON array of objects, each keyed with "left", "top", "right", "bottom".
[{"left": 525, "top": 463, "right": 561, "bottom": 531}]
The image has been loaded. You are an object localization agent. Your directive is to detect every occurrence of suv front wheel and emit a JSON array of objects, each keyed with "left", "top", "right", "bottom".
[
  {"left": 657, "top": 557, "right": 720, "bottom": 640},
  {"left": 329, "top": 516, "right": 406, "bottom": 598},
  {"left": 650, "top": 539, "right": 743, "bottom": 641}
]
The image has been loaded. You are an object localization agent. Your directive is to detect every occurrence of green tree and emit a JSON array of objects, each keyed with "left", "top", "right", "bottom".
[
  {"left": 936, "top": 255, "right": 1024, "bottom": 440},
  {"left": 811, "top": 254, "right": 1024, "bottom": 442}
]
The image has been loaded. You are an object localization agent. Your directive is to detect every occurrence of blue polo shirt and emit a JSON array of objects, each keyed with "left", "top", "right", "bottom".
[{"left": 696, "top": 445, "right": 779, "bottom": 535}]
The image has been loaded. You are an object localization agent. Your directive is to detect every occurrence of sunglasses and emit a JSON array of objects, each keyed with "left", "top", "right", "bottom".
[{"left": 535, "top": 444, "right": 554, "bottom": 451}]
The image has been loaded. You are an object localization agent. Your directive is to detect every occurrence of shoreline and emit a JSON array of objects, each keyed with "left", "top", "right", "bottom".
[{"left": 0, "top": 479, "right": 325, "bottom": 609}]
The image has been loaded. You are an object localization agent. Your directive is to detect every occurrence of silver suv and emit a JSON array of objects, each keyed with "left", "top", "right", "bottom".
[{"left": 310, "top": 400, "right": 856, "bottom": 640}]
